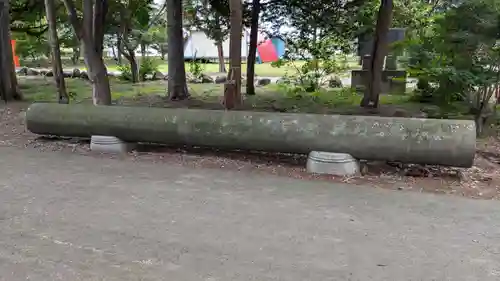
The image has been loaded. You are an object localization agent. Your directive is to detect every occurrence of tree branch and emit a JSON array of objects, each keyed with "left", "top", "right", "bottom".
[
  {"left": 93, "top": 0, "right": 108, "bottom": 56},
  {"left": 62, "top": 0, "right": 83, "bottom": 40}
]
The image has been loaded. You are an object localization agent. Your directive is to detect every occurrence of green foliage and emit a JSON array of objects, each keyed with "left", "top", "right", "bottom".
[
  {"left": 117, "top": 57, "right": 160, "bottom": 82},
  {"left": 12, "top": 32, "right": 50, "bottom": 59},
  {"left": 139, "top": 57, "right": 160, "bottom": 81},
  {"left": 188, "top": 55, "right": 205, "bottom": 78},
  {"left": 185, "top": 0, "right": 230, "bottom": 46},
  {"left": 117, "top": 64, "right": 134, "bottom": 81},
  {"left": 148, "top": 25, "right": 168, "bottom": 56},
  {"left": 405, "top": 0, "right": 500, "bottom": 105},
  {"left": 272, "top": 48, "right": 348, "bottom": 92},
  {"left": 401, "top": 0, "right": 500, "bottom": 134}
]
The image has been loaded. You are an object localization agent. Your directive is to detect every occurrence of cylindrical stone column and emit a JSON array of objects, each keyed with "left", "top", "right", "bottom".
[{"left": 26, "top": 103, "right": 476, "bottom": 167}]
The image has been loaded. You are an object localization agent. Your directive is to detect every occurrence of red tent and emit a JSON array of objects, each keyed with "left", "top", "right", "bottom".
[{"left": 256, "top": 39, "right": 279, "bottom": 63}]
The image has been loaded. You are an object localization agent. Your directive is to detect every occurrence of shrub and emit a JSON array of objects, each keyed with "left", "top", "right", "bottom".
[
  {"left": 139, "top": 57, "right": 160, "bottom": 81},
  {"left": 117, "top": 64, "right": 133, "bottom": 81}
]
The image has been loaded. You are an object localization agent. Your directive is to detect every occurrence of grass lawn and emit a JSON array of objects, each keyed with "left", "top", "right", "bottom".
[
  {"left": 21, "top": 56, "right": 361, "bottom": 78},
  {"left": 18, "top": 76, "right": 461, "bottom": 118}
]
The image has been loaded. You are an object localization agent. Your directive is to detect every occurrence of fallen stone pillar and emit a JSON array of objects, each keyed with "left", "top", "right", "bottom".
[{"left": 26, "top": 103, "right": 476, "bottom": 167}]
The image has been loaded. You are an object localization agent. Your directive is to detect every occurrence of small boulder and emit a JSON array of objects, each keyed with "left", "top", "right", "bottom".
[
  {"left": 256, "top": 78, "right": 271, "bottom": 86},
  {"left": 327, "top": 76, "right": 343, "bottom": 88},
  {"left": 72, "top": 68, "right": 81, "bottom": 78},
  {"left": 63, "top": 70, "right": 73, "bottom": 78},
  {"left": 152, "top": 71, "right": 165, "bottom": 80},
  {"left": 187, "top": 77, "right": 200, "bottom": 83},
  {"left": 390, "top": 108, "right": 428, "bottom": 118},
  {"left": 17, "top": 67, "right": 28, "bottom": 75},
  {"left": 200, "top": 74, "right": 214, "bottom": 83},
  {"left": 26, "top": 68, "right": 40, "bottom": 76},
  {"left": 80, "top": 71, "right": 89, "bottom": 80},
  {"left": 276, "top": 77, "right": 291, "bottom": 84},
  {"left": 215, "top": 75, "right": 227, "bottom": 84},
  {"left": 108, "top": 71, "right": 122, "bottom": 77}
]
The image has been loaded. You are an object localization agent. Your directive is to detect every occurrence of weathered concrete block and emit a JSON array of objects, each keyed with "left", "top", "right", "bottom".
[
  {"left": 307, "top": 152, "right": 359, "bottom": 176},
  {"left": 385, "top": 55, "right": 398, "bottom": 70},
  {"left": 90, "top": 135, "right": 134, "bottom": 154},
  {"left": 362, "top": 55, "right": 372, "bottom": 70},
  {"left": 351, "top": 69, "right": 407, "bottom": 94}
]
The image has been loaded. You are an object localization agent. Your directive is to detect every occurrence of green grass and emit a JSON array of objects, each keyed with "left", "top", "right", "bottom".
[
  {"left": 18, "top": 76, "right": 429, "bottom": 116},
  {"left": 20, "top": 56, "right": 361, "bottom": 78},
  {"left": 21, "top": 57, "right": 298, "bottom": 77}
]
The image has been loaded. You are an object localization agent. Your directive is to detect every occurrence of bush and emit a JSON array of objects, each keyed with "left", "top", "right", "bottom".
[
  {"left": 117, "top": 64, "right": 133, "bottom": 81},
  {"left": 188, "top": 59, "right": 204, "bottom": 78},
  {"left": 117, "top": 57, "right": 160, "bottom": 82},
  {"left": 139, "top": 57, "right": 159, "bottom": 81}
]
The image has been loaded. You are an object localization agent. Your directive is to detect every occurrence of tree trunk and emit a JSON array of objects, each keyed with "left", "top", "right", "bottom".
[
  {"left": 71, "top": 47, "right": 80, "bottom": 65},
  {"left": 224, "top": 0, "right": 243, "bottom": 109},
  {"left": 140, "top": 42, "right": 147, "bottom": 57},
  {"left": 118, "top": 37, "right": 139, "bottom": 83},
  {"left": 45, "top": 0, "right": 69, "bottom": 104},
  {"left": 166, "top": 0, "right": 189, "bottom": 100},
  {"left": 63, "top": 0, "right": 111, "bottom": 105},
  {"left": 111, "top": 44, "right": 117, "bottom": 60},
  {"left": 216, "top": 42, "right": 226, "bottom": 73},
  {"left": 246, "top": 0, "right": 260, "bottom": 96},
  {"left": 84, "top": 49, "right": 112, "bottom": 105},
  {"left": 360, "top": 0, "right": 393, "bottom": 108},
  {"left": 0, "top": 0, "right": 22, "bottom": 102},
  {"left": 130, "top": 53, "right": 139, "bottom": 83},
  {"left": 62, "top": 0, "right": 111, "bottom": 105},
  {"left": 116, "top": 32, "right": 122, "bottom": 64},
  {"left": 93, "top": 0, "right": 107, "bottom": 58}
]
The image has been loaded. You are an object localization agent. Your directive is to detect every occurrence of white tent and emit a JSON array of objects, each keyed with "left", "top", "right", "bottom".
[{"left": 183, "top": 29, "right": 266, "bottom": 60}]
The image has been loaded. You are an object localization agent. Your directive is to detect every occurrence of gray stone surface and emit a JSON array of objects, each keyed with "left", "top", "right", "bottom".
[
  {"left": 90, "top": 135, "right": 133, "bottom": 154},
  {"left": 307, "top": 151, "right": 359, "bottom": 176},
  {"left": 26, "top": 104, "right": 476, "bottom": 167},
  {"left": 0, "top": 147, "right": 499, "bottom": 280},
  {"left": 351, "top": 69, "right": 407, "bottom": 94}
]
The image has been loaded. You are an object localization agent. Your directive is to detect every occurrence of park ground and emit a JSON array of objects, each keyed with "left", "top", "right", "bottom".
[
  {"left": 21, "top": 58, "right": 304, "bottom": 77},
  {"left": 0, "top": 146, "right": 499, "bottom": 280},
  {"left": 1, "top": 62, "right": 500, "bottom": 280}
]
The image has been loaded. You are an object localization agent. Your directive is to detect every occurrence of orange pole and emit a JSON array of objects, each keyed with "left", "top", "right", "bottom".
[{"left": 11, "top": 40, "right": 20, "bottom": 67}]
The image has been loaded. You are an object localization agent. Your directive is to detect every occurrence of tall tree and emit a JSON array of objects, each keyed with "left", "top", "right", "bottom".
[
  {"left": 62, "top": 0, "right": 112, "bottom": 105},
  {"left": 186, "top": 0, "right": 230, "bottom": 73},
  {"left": 45, "top": 0, "right": 69, "bottom": 103},
  {"left": 0, "top": 0, "right": 22, "bottom": 102},
  {"left": 167, "top": 0, "right": 189, "bottom": 100},
  {"left": 360, "top": 0, "right": 393, "bottom": 108},
  {"left": 246, "top": 0, "right": 260, "bottom": 96},
  {"left": 223, "top": 0, "right": 242, "bottom": 109},
  {"left": 116, "top": 1, "right": 140, "bottom": 83}
]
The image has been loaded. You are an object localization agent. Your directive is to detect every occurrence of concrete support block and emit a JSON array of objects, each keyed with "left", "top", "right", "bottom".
[
  {"left": 90, "top": 135, "right": 134, "bottom": 154},
  {"left": 351, "top": 69, "right": 407, "bottom": 94},
  {"left": 307, "top": 152, "right": 360, "bottom": 176}
]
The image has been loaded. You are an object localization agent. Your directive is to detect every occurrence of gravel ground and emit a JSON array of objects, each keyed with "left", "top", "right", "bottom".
[
  {"left": 1, "top": 146, "right": 500, "bottom": 280},
  {"left": 3, "top": 102, "right": 500, "bottom": 200}
]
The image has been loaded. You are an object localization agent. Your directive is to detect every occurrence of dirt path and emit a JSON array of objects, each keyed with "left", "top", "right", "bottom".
[{"left": 0, "top": 146, "right": 499, "bottom": 280}]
